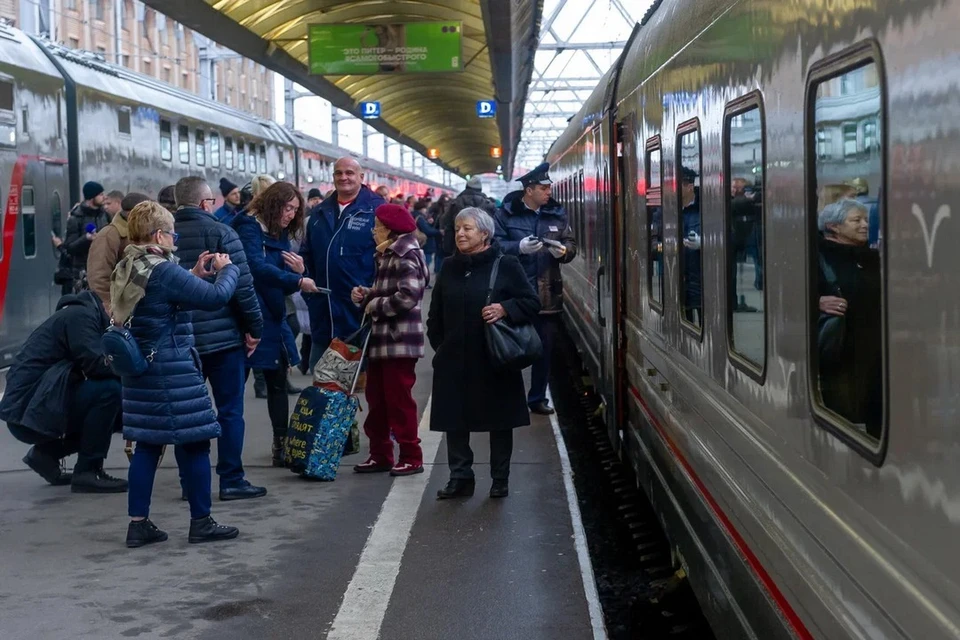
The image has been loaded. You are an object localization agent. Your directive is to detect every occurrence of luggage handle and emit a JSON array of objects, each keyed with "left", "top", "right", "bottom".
[{"left": 346, "top": 315, "right": 372, "bottom": 396}]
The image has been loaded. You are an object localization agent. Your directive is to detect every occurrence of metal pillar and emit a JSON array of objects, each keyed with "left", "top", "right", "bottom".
[
  {"left": 362, "top": 123, "right": 370, "bottom": 158},
  {"left": 383, "top": 136, "right": 389, "bottom": 160},
  {"left": 283, "top": 77, "right": 296, "bottom": 129},
  {"left": 331, "top": 110, "right": 341, "bottom": 147}
]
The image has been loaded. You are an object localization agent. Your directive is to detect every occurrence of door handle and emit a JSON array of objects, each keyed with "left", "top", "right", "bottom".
[{"left": 596, "top": 265, "right": 606, "bottom": 328}]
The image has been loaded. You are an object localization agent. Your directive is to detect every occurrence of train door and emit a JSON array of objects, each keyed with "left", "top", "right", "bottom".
[
  {"left": 597, "top": 120, "right": 620, "bottom": 448},
  {"left": 44, "top": 161, "right": 67, "bottom": 312}
]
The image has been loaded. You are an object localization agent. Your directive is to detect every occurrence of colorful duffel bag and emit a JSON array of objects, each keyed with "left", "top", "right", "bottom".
[{"left": 285, "top": 386, "right": 360, "bottom": 481}]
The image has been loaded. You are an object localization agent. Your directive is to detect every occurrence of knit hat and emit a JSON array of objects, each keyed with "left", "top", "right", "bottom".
[
  {"left": 375, "top": 203, "right": 417, "bottom": 233},
  {"left": 82, "top": 181, "right": 104, "bottom": 201},
  {"left": 219, "top": 177, "right": 239, "bottom": 197},
  {"left": 466, "top": 176, "right": 482, "bottom": 190},
  {"left": 307, "top": 188, "right": 322, "bottom": 200}
]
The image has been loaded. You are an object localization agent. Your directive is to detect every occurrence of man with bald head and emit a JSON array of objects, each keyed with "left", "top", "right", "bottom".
[{"left": 300, "top": 156, "right": 385, "bottom": 367}]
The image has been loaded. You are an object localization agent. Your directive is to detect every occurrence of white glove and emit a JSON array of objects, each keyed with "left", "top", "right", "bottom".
[
  {"left": 683, "top": 231, "right": 701, "bottom": 250},
  {"left": 519, "top": 236, "right": 543, "bottom": 255},
  {"left": 548, "top": 244, "right": 566, "bottom": 259}
]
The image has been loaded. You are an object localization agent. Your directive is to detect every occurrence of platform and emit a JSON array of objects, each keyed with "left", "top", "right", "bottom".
[{"left": 0, "top": 343, "right": 602, "bottom": 638}]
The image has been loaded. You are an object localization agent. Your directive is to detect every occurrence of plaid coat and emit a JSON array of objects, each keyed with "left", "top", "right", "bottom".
[{"left": 360, "top": 233, "right": 430, "bottom": 360}]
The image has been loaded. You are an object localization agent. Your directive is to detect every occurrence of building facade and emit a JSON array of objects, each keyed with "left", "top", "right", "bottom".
[{"left": 2, "top": 0, "right": 273, "bottom": 120}]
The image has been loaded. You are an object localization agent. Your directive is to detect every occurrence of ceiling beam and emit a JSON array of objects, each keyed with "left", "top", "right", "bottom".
[{"left": 538, "top": 40, "right": 628, "bottom": 50}]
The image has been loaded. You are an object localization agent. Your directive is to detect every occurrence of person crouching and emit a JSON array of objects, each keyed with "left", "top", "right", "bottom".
[{"left": 350, "top": 204, "right": 429, "bottom": 476}]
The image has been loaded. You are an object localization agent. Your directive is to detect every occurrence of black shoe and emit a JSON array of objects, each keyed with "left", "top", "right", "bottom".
[
  {"left": 436, "top": 478, "right": 475, "bottom": 500},
  {"left": 254, "top": 382, "right": 268, "bottom": 399},
  {"left": 219, "top": 481, "right": 267, "bottom": 501},
  {"left": 528, "top": 401, "right": 555, "bottom": 415},
  {"left": 71, "top": 469, "right": 128, "bottom": 493},
  {"left": 23, "top": 446, "right": 72, "bottom": 486},
  {"left": 286, "top": 380, "right": 303, "bottom": 395},
  {"left": 126, "top": 518, "right": 168, "bottom": 548},
  {"left": 272, "top": 436, "right": 287, "bottom": 468},
  {"left": 188, "top": 516, "right": 239, "bottom": 544},
  {"left": 490, "top": 479, "right": 509, "bottom": 498}
]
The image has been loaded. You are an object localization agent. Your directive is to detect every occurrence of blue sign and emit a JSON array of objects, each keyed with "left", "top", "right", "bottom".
[
  {"left": 360, "top": 102, "right": 381, "bottom": 119},
  {"left": 477, "top": 100, "right": 496, "bottom": 118}
]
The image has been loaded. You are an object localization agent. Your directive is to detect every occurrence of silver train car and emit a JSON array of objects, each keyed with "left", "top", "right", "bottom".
[
  {"left": 548, "top": 0, "right": 960, "bottom": 638},
  {"left": 0, "top": 23, "right": 449, "bottom": 366}
]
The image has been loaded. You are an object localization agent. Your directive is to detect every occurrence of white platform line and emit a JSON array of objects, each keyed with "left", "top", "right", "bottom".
[
  {"left": 546, "top": 388, "right": 609, "bottom": 640},
  {"left": 326, "top": 397, "right": 442, "bottom": 640}
]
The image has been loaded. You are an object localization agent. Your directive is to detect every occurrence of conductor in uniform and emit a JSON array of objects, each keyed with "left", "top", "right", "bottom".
[{"left": 494, "top": 163, "right": 577, "bottom": 415}]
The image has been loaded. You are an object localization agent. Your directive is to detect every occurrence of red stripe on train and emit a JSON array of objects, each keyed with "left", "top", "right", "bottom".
[
  {"left": 0, "top": 155, "right": 27, "bottom": 323},
  {"left": 627, "top": 384, "right": 814, "bottom": 640}
]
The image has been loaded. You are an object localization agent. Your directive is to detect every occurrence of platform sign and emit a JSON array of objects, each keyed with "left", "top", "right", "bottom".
[
  {"left": 477, "top": 100, "right": 496, "bottom": 118},
  {"left": 308, "top": 22, "right": 462, "bottom": 75},
  {"left": 360, "top": 102, "right": 381, "bottom": 119}
]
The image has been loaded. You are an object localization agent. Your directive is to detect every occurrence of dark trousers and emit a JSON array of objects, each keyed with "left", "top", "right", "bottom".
[
  {"left": 246, "top": 357, "right": 289, "bottom": 438},
  {"left": 299, "top": 334, "right": 312, "bottom": 372},
  {"left": 364, "top": 358, "right": 421, "bottom": 466},
  {"left": 446, "top": 430, "right": 513, "bottom": 481},
  {"left": 10, "top": 378, "right": 121, "bottom": 473},
  {"left": 201, "top": 347, "right": 247, "bottom": 489},
  {"left": 128, "top": 440, "right": 211, "bottom": 520},
  {"left": 528, "top": 314, "right": 559, "bottom": 406}
]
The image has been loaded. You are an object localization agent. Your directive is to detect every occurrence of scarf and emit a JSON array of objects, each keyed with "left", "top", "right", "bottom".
[{"left": 110, "top": 244, "right": 179, "bottom": 325}]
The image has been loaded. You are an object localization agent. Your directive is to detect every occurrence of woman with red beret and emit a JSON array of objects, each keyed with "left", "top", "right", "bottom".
[{"left": 350, "top": 204, "right": 430, "bottom": 476}]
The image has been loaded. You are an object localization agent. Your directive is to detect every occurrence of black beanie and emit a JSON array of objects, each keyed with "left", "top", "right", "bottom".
[
  {"left": 219, "top": 177, "right": 239, "bottom": 197},
  {"left": 307, "top": 188, "right": 322, "bottom": 199},
  {"left": 82, "top": 181, "right": 104, "bottom": 201}
]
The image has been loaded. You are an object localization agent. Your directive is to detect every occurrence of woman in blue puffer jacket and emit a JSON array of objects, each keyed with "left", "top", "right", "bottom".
[
  {"left": 233, "top": 182, "right": 320, "bottom": 466},
  {"left": 111, "top": 201, "right": 242, "bottom": 549}
]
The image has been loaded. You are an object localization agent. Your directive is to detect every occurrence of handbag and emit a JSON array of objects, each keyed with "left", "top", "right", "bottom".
[
  {"left": 101, "top": 320, "right": 154, "bottom": 377},
  {"left": 817, "top": 254, "right": 846, "bottom": 365},
  {"left": 484, "top": 255, "right": 542, "bottom": 370},
  {"left": 312, "top": 319, "right": 372, "bottom": 394}
]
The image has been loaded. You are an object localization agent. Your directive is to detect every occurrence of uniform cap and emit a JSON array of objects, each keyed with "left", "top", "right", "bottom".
[
  {"left": 517, "top": 162, "right": 553, "bottom": 187},
  {"left": 375, "top": 203, "right": 417, "bottom": 233},
  {"left": 466, "top": 176, "right": 483, "bottom": 190}
]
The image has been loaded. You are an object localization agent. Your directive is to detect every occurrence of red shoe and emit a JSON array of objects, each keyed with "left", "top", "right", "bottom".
[
  {"left": 354, "top": 458, "right": 392, "bottom": 474},
  {"left": 390, "top": 462, "right": 424, "bottom": 477}
]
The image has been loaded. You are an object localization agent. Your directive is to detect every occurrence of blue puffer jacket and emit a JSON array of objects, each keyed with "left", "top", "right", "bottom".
[
  {"left": 299, "top": 185, "right": 385, "bottom": 343},
  {"left": 122, "top": 260, "right": 240, "bottom": 445},
  {"left": 233, "top": 214, "right": 302, "bottom": 369},
  {"left": 172, "top": 207, "right": 262, "bottom": 354}
]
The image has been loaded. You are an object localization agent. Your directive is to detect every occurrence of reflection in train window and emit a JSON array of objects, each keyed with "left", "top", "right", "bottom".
[
  {"left": 645, "top": 138, "right": 663, "bottom": 309},
  {"left": 160, "top": 119, "right": 172, "bottom": 161},
  {"left": 677, "top": 125, "right": 702, "bottom": 330},
  {"left": 726, "top": 101, "right": 765, "bottom": 369},
  {"left": 248, "top": 143, "right": 256, "bottom": 174},
  {"left": 51, "top": 191, "right": 62, "bottom": 238},
  {"left": 238, "top": 142, "right": 246, "bottom": 173},
  {"left": 224, "top": 136, "right": 233, "bottom": 170},
  {"left": 195, "top": 129, "right": 205, "bottom": 166},
  {"left": 117, "top": 108, "right": 131, "bottom": 135},
  {"left": 810, "top": 58, "right": 885, "bottom": 448},
  {"left": 0, "top": 80, "right": 12, "bottom": 111},
  {"left": 259, "top": 144, "right": 267, "bottom": 173},
  {"left": 210, "top": 132, "right": 221, "bottom": 168},
  {"left": 21, "top": 186, "right": 36, "bottom": 258},
  {"left": 178, "top": 125, "right": 190, "bottom": 164}
]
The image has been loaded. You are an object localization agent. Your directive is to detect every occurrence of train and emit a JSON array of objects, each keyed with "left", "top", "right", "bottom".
[
  {"left": 548, "top": 0, "right": 960, "bottom": 638},
  {"left": 0, "top": 22, "right": 451, "bottom": 367}
]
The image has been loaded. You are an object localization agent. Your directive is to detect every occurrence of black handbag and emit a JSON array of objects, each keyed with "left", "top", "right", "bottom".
[
  {"left": 817, "top": 254, "right": 846, "bottom": 365},
  {"left": 483, "top": 255, "right": 542, "bottom": 370}
]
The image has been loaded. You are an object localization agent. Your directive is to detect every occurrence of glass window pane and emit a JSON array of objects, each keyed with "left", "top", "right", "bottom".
[
  {"left": 195, "top": 129, "right": 205, "bottom": 166},
  {"left": 51, "top": 190, "right": 62, "bottom": 236},
  {"left": 225, "top": 136, "right": 233, "bottom": 170},
  {"left": 248, "top": 143, "right": 256, "bottom": 173},
  {"left": 178, "top": 124, "right": 189, "bottom": 164},
  {"left": 21, "top": 186, "right": 35, "bottom": 258},
  {"left": 678, "top": 129, "right": 702, "bottom": 328},
  {"left": 645, "top": 142, "right": 663, "bottom": 307},
  {"left": 118, "top": 108, "right": 131, "bottom": 134},
  {"left": 238, "top": 141, "right": 245, "bottom": 172},
  {"left": 210, "top": 132, "right": 220, "bottom": 168},
  {"left": 812, "top": 61, "right": 884, "bottom": 442},
  {"left": 160, "top": 119, "right": 172, "bottom": 161},
  {"left": 259, "top": 144, "right": 267, "bottom": 173}
]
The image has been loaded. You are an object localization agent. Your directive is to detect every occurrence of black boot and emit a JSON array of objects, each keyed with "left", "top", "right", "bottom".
[
  {"left": 272, "top": 436, "right": 287, "bottom": 468},
  {"left": 188, "top": 515, "right": 239, "bottom": 544},
  {"left": 489, "top": 479, "right": 509, "bottom": 498},
  {"left": 71, "top": 468, "right": 128, "bottom": 493},
  {"left": 126, "top": 519, "right": 168, "bottom": 548},
  {"left": 436, "top": 478, "right": 476, "bottom": 500},
  {"left": 253, "top": 370, "right": 267, "bottom": 399},
  {"left": 22, "top": 446, "right": 72, "bottom": 486}
]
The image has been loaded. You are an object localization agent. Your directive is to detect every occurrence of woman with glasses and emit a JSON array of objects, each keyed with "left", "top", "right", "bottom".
[{"left": 233, "top": 182, "right": 321, "bottom": 466}]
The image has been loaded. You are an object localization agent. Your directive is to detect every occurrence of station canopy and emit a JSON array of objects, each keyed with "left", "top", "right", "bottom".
[{"left": 144, "top": 0, "right": 542, "bottom": 178}]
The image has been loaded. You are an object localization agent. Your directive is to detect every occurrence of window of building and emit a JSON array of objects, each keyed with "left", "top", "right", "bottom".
[
  {"left": 210, "top": 132, "right": 221, "bottom": 168},
  {"left": 160, "top": 119, "right": 172, "bottom": 161},
  {"left": 163, "top": 67, "right": 171, "bottom": 84},
  {"left": 0, "top": 80, "right": 12, "bottom": 112},
  {"left": 91, "top": 0, "right": 104, "bottom": 22},
  {"left": 69, "top": 36, "right": 79, "bottom": 49},
  {"left": 677, "top": 122, "right": 703, "bottom": 332},
  {"left": 65, "top": 0, "right": 77, "bottom": 9},
  {"left": 816, "top": 129, "right": 831, "bottom": 161},
  {"left": 248, "top": 143, "right": 256, "bottom": 173},
  {"left": 725, "top": 96, "right": 766, "bottom": 373},
  {"left": 178, "top": 124, "right": 189, "bottom": 164},
  {"left": 863, "top": 119, "right": 879, "bottom": 153},
  {"left": 644, "top": 137, "right": 663, "bottom": 309},
  {"left": 808, "top": 52, "right": 885, "bottom": 458},
  {"left": 237, "top": 141, "right": 245, "bottom": 172},
  {"left": 51, "top": 191, "right": 63, "bottom": 237},
  {"left": 258, "top": 144, "right": 267, "bottom": 173},
  {"left": 842, "top": 123, "right": 858, "bottom": 158},
  {"left": 195, "top": 129, "right": 205, "bottom": 166},
  {"left": 117, "top": 107, "right": 131, "bottom": 135},
  {"left": 21, "top": 186, "right": 36, "bottom": 258},
  {"left": 225, "top": 136, "right": 233, "bottom": 169}
]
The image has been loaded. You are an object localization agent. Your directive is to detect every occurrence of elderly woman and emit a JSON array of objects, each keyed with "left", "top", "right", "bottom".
[
  {"left": 350, "top": 204, "right": 430, "bottom": 476},
  {"left": 112, "top": 201, "right": 242, "bottom": 548},
  {"left": 817, "top": 198, "right": 882, "bottom": 437},
  {"left": 233, "top": 182, "right": 320, "bottom": 466},
  {"left": 427, "top": 207, "right": 540, "bottom": 498}
]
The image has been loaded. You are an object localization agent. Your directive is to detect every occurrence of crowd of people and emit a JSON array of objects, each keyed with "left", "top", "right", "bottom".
[{"left": 0, "top": 158, "right": 578, "bottom": 547}]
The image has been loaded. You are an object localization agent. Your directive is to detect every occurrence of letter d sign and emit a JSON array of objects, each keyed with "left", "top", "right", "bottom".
[
  {"left": 361, "top": 102, "right": 381, "bottom": 119},
  {"left": 477, "top": 100, "right": 496, "bottom": 118}
]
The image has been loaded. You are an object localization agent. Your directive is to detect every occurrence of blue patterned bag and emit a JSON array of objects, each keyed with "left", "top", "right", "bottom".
[{"left": 285, "top": 386, "right": 360, "bottom": 481}]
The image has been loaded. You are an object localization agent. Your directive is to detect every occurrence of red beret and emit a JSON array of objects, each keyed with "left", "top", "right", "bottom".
[{"left": 375, "top": 203, "right": 417, "bottom": 233}]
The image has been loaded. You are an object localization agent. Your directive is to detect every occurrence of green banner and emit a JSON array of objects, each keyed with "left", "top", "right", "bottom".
[{"left": 308, "top": 22, "right": 463, "bottom": 75}]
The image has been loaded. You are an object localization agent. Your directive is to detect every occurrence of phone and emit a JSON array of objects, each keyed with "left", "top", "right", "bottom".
[{"left": 50, "top": 230, "right": 57, "bottom": 238}]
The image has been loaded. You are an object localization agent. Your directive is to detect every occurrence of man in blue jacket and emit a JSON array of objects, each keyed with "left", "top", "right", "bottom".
[
  {"left": 214, "top": 177, "right": 241, "bottom": 224},
  {"left": 300, "top": 157, "right": 385, "bottom": 368},
  {"left": 173, "top": 176, "right": 266, "bottom": 501},
  {"left": 494, "top": 163, "right": 578, "bottom": 415}
]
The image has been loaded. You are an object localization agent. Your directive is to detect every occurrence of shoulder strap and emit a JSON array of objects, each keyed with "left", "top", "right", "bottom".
[
  {"left": 818, "top": 253, "right": 842, "bottom": 296},
  {"left": 485, "top": 255, "right": 502, "bottom": 306}
]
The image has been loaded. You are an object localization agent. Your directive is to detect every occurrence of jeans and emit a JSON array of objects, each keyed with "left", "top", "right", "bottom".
[
  {"left": 246, "top": 353, "right": 289, "bottom": 438},
  {"left": 364, "top": 358, "right": 421, "bottom": 466},
  {"left": 528, "top": 314, "right": 559, "bottom": 406},
  {"left": 128, "top": 440, "right": 211, "bottom": 520},
  {"left": 201, "top": 347, "right": 247, "bottom": 489},
  {"left": 446, "top": 431, "right": 513, "bottom": 480}
]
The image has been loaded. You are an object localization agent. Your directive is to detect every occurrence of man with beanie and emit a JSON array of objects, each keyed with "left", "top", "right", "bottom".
[
  {"left": 215, "top": 177, "right": 241, "bottom": 223},
  {"left": 306, "top": 188, "right": 323, "bottom": 210},
  {"left": 442, "top": 176, "right": 496, "bottom": 256},
  {"left": 86, "top": 192, "right": 150, "bottom": 314},
  {"left": 63, "top": 181, "right": 110, "bottom": 291}
]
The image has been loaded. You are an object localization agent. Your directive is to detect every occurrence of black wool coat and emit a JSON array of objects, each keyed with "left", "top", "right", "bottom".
[{"left": 427, "top": 245, "right": 541, "bottom": 432}]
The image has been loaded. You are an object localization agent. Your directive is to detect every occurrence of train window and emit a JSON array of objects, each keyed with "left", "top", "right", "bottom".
[
  {"left": 677, "top": 123, "right": 702, "bottom": 331},
  {"left": 248, "top": 143, "right": 256, "bottom": 173},
  {"left": 117, "top": 108, "right": 131, "bottom": 135},
  {"left": 21, "top": 186, "right": 36, "bottom": 258},
  {"left": 224, "top": 136, "right": 233, "bottom": 169},
  {"left": 258, "top": 144, "right": 267, "bottom": 173},
  {"left": 808, "top": 51, "right": 885, "bottom": 455},
  {"left": 238, "top": 141, "right": 245, "bottom": 172},
  {"left": 56, "top": 96, "right": 62, "bottom": 139},
  {"left": 178, "top": 125, "right": 190, "bottom": 164},
  {"left": 725, "top": 96, "right": 766, "bottom": 373},
  {"left": 645, "top": 138, "right": 663, "bottom": 309},
  {"left": 51, "top": 191, "right": 63, "bottom": 237},
  {"left": 195, "top": 129, "right": 205, "bottom": 166},
  {"left": 0, "top": 79, "right": 12, "bottom": 111},
  {"left": 159, "top": 119, "right": 172, "bottom": 161},
  {"left": 210, "top": 132, "right": 221, "bottom": 168}
]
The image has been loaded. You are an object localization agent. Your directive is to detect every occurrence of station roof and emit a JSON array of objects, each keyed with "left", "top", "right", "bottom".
[{"left": 143, "top": 0, "right": 542, "bottom": 178}]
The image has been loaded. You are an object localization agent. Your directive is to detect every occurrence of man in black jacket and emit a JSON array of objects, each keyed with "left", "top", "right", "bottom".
[
  {"left": 172, "top": 176, "right": 266, "bottom": 501},
  {"left": 0, "top": 292, "right": 127, "bottom": 492},
  {"left": 442, "top": 177, "right": 496, "bottom": 256},
  {"left": 63, "top": 181, "right": 110, "bottom": 290}
]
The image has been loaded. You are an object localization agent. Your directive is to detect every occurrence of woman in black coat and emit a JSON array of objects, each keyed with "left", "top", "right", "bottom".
[{"left": 427, "top": 207, "right": 540, "bottom": 499}]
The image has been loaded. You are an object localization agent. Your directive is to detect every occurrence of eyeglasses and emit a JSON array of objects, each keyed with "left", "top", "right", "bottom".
[
  {"left": 156, "top": 229, "right": 179, "bottom": 244},
  {"left": 202, "top": 198, "right": 217, "bottom": 207}
]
